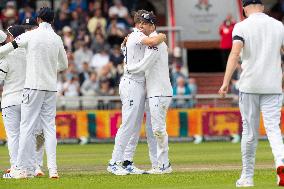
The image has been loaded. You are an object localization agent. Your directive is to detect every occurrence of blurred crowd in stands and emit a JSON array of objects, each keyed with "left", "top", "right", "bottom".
[{"left": 0, "top": 0, "right": 197, "bottom": 108}]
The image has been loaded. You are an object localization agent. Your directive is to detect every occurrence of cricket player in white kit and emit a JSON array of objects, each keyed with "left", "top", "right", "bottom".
[
  {"left": 0, "top": 7, "right": 68, "bottom": 179},
  {"left": 0, "top": 26, "right": 26, "bottom": 176},
  {"left": 107, "top": 10, "right": 166, "bottom": 175},
  {"left": 219, "top": 0, "right": 284, "bottom": 187},
  {"left": 127, "top": 13, "right": 173, "bottom": 173}
]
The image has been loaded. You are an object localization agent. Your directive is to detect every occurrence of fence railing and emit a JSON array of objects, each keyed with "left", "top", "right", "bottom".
[{"left": 56, "top": 94, "right": 239, "bottom": 110}]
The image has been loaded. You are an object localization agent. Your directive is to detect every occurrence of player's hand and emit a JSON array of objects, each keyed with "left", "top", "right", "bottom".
[
  {"left": 218, "top": 84, "right": 229, "bottom": 98},
  {"left": 158, "top": 33, "right": 167, "bottom": 42}
]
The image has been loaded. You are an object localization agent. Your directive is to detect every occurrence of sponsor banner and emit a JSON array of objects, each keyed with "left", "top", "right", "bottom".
[
  {"left": 1, "top": 108, "right": 284, "bottom": 141},
  {"left": 174, "top": 0, "right": 241, "bottom": 41}
]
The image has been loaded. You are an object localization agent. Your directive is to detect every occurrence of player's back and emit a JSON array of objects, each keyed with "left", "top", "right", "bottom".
[
  {"left": 124, "top": 28, "right": 146, "bottom": 82},
  {"left": 23, "top": 22, "right": 64, "bottom": 91},
  {"left": 235, "top": 13, "right": 284, "bottom": 93}
]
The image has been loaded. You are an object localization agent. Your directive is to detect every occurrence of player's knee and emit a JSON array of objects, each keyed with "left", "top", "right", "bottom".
[{"left": 153, "top": 130, "right": 166, "bottom": 138}]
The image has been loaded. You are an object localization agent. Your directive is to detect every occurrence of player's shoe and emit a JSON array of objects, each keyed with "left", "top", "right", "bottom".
[
  {"left": 236, "top": 177, "right": 254, "bottom": 187},
  {"left": 35, "top": 166, "right": 45, "bottom": 177},
  {"left": 107, "top": 161, "right": 129, "bottom": 176},
  {"left": 277, "top": 166, "right": 284, "bottom": 186},
  {"left": 123, "top": 161, "right": 145, "bottom": 174},
  {"left": 5, "top": 168, "right": 11, "bottom": 173},
  {"left": 49, "top": 169, "right": 59, "bottom": 179},
  {"left": 158, "top": 163, "right": 173, "bottom": 174},
  {"left": 3, "top": 173, "right": 13, "bottom": 179},
  {"left": 13, "top": 169, "right": 28, "bottom": 179},
  {"left": 146, "top": 167, "right": 160, "bottom": 174}
]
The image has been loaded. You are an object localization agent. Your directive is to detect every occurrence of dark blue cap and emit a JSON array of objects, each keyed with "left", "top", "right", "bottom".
[
  {"left": 140, "top": 12, "right": 156, "bottom": 25},
  {"left": 22, "top": 17, "right": 38, "bottom": 26},
  {"left": 37, "top": 7, "right": 54, "bottom": 23},
  {"left": 242, "top": 0, "right": 262, "bottom": 7}
]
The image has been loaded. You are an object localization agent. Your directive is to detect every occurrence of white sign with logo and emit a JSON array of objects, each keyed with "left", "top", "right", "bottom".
[{"left": 174, "top": 0, "right": 241, "bottom": 41}]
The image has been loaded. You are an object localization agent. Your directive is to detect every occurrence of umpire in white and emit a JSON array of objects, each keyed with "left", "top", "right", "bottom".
[
  {"left": 0, "top": 7, "right": 68, "bottom": 179},
  {"left": 219, "top": 0, "right": 284, "bottom": 187}
]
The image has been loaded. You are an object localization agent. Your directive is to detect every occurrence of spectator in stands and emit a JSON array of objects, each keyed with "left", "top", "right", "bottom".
[
  {"left": 87, "top": 9, "right": 107, "bottom": 36},
  {"left": 91, "top": 33, "right": 110, "bottom": 53},
  {"left": 109, "top": 44, "right": 124, "bottom": 67},
  {"left": 171, "top": 63, "right": 186, "bottom": 88},
  {"left": 75, "top": 27, "right": 91, "bottom": 46},
  {"left": 80, "top": 72, "right": 99, "bottom": 96},
  {"left": 54, "top": 10, "right": 70, "bottom": 31},
  {"left": 98, "top": 64, "right": 116, "bottom": 89},
  {"left": 65, "top": 62, "right": 78, "bottom": 81},
  {"left": 18, "top": 4, "right": 36, "bottom": 24},
  {"left": 63, "top": 76, "right": 80, "bottom": 97},
  {"left": 78, "top": 62, "right": 91, "bottom": 86},
  {"left": 108, "top": 0, "right": 128, "bottom": 19},
  {"left": 270, "top": 0, "right": 284, "bottom": 20},
  {"left": 91, "top": 48, "right": 110, "bottom": 71},
  {"left": 62, "top": 26, "right": 74, "bottom": 51},
  {"left": 69, "top": 0, "right": 88, "bottom": 12},
  {"left": 70, "top": 10, "right": 80, "bottom": 31},
  {"left": 107, "top": 17, "right": 126, "bottom": 47},
  {"left": 172, "top": 76, "right": 192, "bottom": 108},
  {"left": 219, "top": 13, "right": 235, "bottom": 70},
  {"left": 74, "top": 41, "right": 93, "bottom": 71},
  {"left": 1, "top": 1, "right": 18, "bottom": 29}
]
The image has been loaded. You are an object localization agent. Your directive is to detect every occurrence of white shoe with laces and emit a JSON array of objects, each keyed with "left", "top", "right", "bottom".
[
  {"left": 236, "top": 177, "right": 254, "bottom": 187},
  {"left": 123, "top": 161, "right": 145, "bottom": 174},
  {"left": 107, "top": 161, "right": 129, "bottom": 176},
  {"left": 156, "top": 163, "right": 173, "bottom": 174}
]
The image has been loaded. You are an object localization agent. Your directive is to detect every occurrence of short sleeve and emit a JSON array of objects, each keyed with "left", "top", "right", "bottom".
[
  {"left": 232, "top": 23, "right": 245, "bottom": 44},
  {"left": 14, "top": 31, "right": 31, "bottom": 48}
]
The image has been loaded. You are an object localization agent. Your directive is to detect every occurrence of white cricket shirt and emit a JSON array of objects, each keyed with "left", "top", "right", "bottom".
[
  {"left": 127, "top": 32, "right": 173, "bottom": 97},
  {"left": 123, "top": 28, "right": 147, "bottom": 82},
  {"left": 233, "top": 13, "right": 284, "bottom": 94},
  {"left": 0, "top": 22, "right": 68, "bottom": 91},
  {"left": 0, "top": 48, "right": 26, "bottom": 108}
]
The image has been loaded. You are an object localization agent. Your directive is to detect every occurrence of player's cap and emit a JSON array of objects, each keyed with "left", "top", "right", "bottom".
[
  {"left": 22, "top": 17, "right": 38, "bottom": 27},
  {"left": 242, "top": 0, "right": 262, "bottom": 7},
  {"left": 140, "top": 12, "right": 156, "bottom": 25},
  {"left": 37, "top": 7, "right": 54, "bottom": 23},
  {"left": 7, "top": 25, "right": 25, "bottom": 38},
  {"left": 0, "top": 30, "right": 7, "bottom": 43}
]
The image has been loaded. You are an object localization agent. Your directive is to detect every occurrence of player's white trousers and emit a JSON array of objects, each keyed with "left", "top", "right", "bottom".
[
  {"left": 149, "top": 96, "right": 172, "bottom": 168},
  {"left": 2, "top": 105, "right": 21, "bottom": 168},
  {"left": 111, "top": 77, "right": 146, "bottom": 163},
  {"left": 239, "top": 92, "right": 284, "bottom": 179},
  {"left": 16, "top": 89, "right": 57, "bottom": 171},
  {"left": 123, "top": 99, "right": 158, "bottom": 168}
]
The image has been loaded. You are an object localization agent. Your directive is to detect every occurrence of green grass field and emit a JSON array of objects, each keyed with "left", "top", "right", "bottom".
[{"left": 0, "top": 141, "right": 280, "bottom": 189}]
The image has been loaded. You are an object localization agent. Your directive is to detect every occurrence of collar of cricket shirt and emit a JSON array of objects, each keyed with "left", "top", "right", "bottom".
[{"left": 39, "top": 22, "right": 52, "bottom": 29}]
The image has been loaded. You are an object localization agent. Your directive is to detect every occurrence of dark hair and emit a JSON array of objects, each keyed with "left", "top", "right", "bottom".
[{"left": 37, "top": 7, "right": 54, "bottom": 23}]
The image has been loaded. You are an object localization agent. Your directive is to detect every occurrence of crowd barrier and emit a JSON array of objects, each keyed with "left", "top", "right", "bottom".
[{"left": 0, "top": 107, "right": 281, "bottom": 143}]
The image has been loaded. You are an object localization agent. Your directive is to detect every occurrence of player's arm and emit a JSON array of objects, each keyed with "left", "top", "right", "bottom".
[
  {"left": 141, "top": 33, "right": 166, "bottom": 46},
  {"left": 219, "top": 41, "right": 243, "bottom": 98},
  {"left": 0, "top": 59, "right": 8, "bottom": 81},
  {"left": 0, "top": 32, "right": 29, "bottom": 59},
  {"left": 57, "top": 40, "right": 68, "bottom": 72},
  {"left": 127, "top": 45, "right": 160, "bottom": 73}
]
